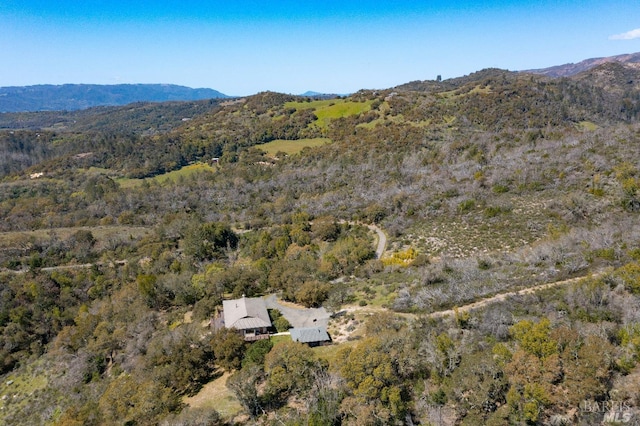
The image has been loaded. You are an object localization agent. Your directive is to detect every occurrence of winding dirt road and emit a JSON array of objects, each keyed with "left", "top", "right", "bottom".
[
  {"left": 427, "top": 271, "right": 603, "bottom": 318},
  {"left": 338, "top": 220, "right": 387, "bottom": 259},
  {"left": 338, "top": 271, "right": 603, "bottom": 325},
  {"left": 366, "top": 223, "right": 387, "bottom": 259}
]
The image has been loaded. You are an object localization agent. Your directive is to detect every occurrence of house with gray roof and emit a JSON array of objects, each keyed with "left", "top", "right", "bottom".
[
  {"left": 290, "top": 326, "right": 331, "bottom": 347},
  {"left": 222, "top": 296, "right": 271, "bottom": 341}
]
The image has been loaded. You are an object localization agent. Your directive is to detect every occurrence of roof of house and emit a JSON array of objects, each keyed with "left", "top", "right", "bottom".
[
  {"left": 290, "top": 326, "right": 331, "bottom": 344},
  {"left": 222, "top": 296, "right": 271, "bottom": 330}
]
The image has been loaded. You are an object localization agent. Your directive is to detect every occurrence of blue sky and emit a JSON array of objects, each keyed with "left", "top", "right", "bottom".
[{"left": 1, "top": 1, "right": 639, "bottom": 95}]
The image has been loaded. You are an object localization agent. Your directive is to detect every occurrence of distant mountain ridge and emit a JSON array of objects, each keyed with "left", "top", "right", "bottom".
[
  {"left": 523, "top": 52, "right": 640, "bottom": 77},
  {"left": 0, "top": 84, "right": 228, "bottom": 112},
  {"left": 3, "top": 52, "right": 640, "bottom": 113},
  {"left": 299, "top": 91, "right": 346, "bottom": 98}
]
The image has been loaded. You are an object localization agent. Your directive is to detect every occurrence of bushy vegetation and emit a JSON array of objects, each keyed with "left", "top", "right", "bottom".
[{"left": 1, "top": 62, "right": 640, "bottom": 424}]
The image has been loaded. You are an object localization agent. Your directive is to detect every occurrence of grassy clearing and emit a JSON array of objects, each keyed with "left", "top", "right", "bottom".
[
  {"left": 469, "top": 86, "right": 493, "bottom": 95},
  {"left": 438, "top": 85, "right": 492, "bottom": 99},
  {"left": 357, "top": 113, "right": 431, "bottom": 130},
  {"left": 0, "top": 225, "right": 151, "bottom": 251},
  {"left": 357, "top": 118, "right": 384, "bottom": 129},
  {"left": 258, "top": 138, "right": 331, "bottom": 156},
  {"left": 116, "top": 162, "right": 216, "bottom": 188},
  {"left": 0, "top": 361, "right": 50, "bottom": 423},
  {"left": 86, "top": 166, "right": 112, "bottom": 174},
  {"left": 577, "top": 121, "right": 599, "bottom": 131},
  {"left": 183, "top": 372, "right": 243, "bottom": 419},
  {"left": 270, "top": 334, "right": 292, "bottom": 345},
  {"left": 284, "top": 99, "right": 363, "bottom": 113},
  {"left": 354, "top": 280, "right": 396, "bottom": 311},
  {"left": 0, "top": 371, "right": 48, "bottom": 410},
  {"left": 284, "top": 99, "right": 373, "bottom": 129}
]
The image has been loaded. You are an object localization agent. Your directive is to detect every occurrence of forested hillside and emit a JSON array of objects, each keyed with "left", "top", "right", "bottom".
[{"left": 1, "top": 62, "right": 640, "bottom": 425}]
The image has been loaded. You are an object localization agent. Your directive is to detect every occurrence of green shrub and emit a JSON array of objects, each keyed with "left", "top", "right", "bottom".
[
  {"left": 457, "top": 199, "right": 475, "bottom": 213},
  {"left": 492, "top": 184, "right": 509, "bottom": 193},
  {"left": 274, "top": 315, "right": 291, "bottom": 332}
]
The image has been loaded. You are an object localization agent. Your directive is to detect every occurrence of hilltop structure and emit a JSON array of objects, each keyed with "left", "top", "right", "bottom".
[{"left": 221, "top": 296, "right": 271, "bottom": 341}]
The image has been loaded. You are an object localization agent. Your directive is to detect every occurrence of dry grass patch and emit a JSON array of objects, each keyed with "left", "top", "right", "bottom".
[
  {"left": 259, "top": 138, "right": 331, "bottom": 156},
  {"left": 183, "top": 372, "right": 243, "bottom": 419},
  {"left": 402, "top": 196, "right": 561, "bottom": 258}
]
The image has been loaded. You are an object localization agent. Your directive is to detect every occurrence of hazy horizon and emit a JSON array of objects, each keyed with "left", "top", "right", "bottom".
[{"left": 2, "top": 1, "right": 640, "bottom": 96}]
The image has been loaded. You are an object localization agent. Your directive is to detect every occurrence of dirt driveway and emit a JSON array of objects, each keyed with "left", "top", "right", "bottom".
[
  {"left": 427, "top": 271, "right": 604, "bottom": 319},
  {"left": 264, "top": 294, "right": 330, "bottom": 328}
]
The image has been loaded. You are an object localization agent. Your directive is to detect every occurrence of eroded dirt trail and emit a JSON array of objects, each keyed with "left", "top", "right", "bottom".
[{"left": 427, "top": 272, "right": 602, "bottom": 318}]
